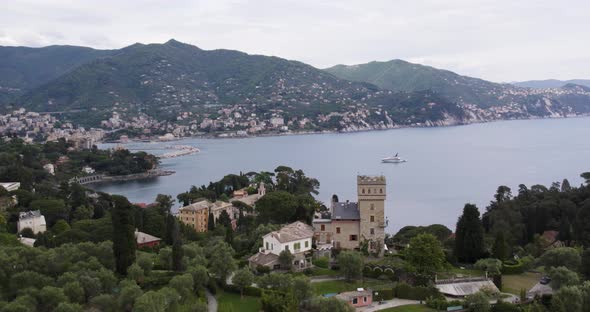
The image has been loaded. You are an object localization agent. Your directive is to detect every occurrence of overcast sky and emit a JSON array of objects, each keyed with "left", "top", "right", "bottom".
[{"left": 1, "top": 0, "right": 588, "bottom": 82}]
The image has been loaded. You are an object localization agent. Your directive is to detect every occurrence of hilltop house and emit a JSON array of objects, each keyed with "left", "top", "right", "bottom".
[
  {"left": 135, "top": 229, "right": 161, "bottom": 248},
  {"left": 177, "top": 182, "right": 266, "bottom": 232},
  {"left": 17, "top": 210, "right": 47, "bottom": 234},
  {"left": 249, "top": 221, "right": 314, "bottom": 271},
  {"left": 313, "top": 175, "right": 387, "bottom": 255},
  {"left": 178, "top": 201, "right": 210, "bottom": 233}
]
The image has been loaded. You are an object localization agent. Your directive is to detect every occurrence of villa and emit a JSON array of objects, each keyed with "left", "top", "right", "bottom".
[
  {"left": 249, "top": 221, "right": 314, "bottom": 271},
  {"left": 17, "top": 210, "right": 47, "bottom": 234}
]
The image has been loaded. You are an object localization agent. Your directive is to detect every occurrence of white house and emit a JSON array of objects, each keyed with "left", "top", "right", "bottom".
[
  {"left": 82, "top": 166, "right": 95, "bottom": 174},
  {"left": 249, "top": 221, "right": 314, "bottom": 271},
  {"left": 0, "top": 182, "right": 20, "bottom": 192},
  {"left": 17, "top": 210, "right": 47, "bottom": 234},
  {"left": 43, "top": 164, "right": 55, "bottom": 175}
]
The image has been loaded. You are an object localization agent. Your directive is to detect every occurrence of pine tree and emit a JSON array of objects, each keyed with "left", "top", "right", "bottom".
[
  {"left": 455, "top": 204, "right": 485, "bottom": 263},
  {"left": 112, "top": 195, "right": 136, "bottom": 275}
]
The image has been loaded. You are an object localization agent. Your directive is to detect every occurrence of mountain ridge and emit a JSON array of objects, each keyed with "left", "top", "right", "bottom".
[
  {"left": 1, "top": 40, "right": 590, "bottom": 136},
  {"left": 512, "top": 79, "right": 590, "bottom": 89}
]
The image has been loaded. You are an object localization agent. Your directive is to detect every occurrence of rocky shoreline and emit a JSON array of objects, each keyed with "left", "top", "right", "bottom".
[{"left": 109, "top": 113, "right": 590, "bottom": 144}]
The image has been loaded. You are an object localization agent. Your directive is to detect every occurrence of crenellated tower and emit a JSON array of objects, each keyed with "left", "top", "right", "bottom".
[{"left": 357, "top": 175, "right": 386, "bottom": 255}]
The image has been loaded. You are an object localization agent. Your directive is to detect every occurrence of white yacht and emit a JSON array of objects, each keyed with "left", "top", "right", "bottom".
[{"left": 381, "top": 153, "right": 407, "bottom": 163}]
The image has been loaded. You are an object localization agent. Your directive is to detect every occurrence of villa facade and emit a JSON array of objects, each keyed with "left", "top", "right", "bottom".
[{"left": 313, "top": 175, "right": 387, "bottom": 255}]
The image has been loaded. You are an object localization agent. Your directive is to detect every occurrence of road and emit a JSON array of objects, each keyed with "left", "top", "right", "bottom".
[{"left": 205, "top": 289, "right": 217, "bottom": 312}]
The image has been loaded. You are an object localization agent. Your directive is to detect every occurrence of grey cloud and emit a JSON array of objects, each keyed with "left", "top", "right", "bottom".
[{"left": 1, "top": 0, "right": 589, "bottom": 82}]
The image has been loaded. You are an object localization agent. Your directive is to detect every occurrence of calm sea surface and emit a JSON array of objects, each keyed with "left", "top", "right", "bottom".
[{"left": 93, "top": 117, "right": 590, "bottom": 233}]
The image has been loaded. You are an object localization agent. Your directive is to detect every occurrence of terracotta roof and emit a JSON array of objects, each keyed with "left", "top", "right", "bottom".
[{"left": 266, "top": 221, "right": 314, "bottom": 243}]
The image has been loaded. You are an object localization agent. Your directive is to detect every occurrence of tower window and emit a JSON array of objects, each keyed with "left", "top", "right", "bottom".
[
  {"left": 368, "top": 189, "right": 371, "bottom": 194},
  {"left": 370, "top": 204, "right": 374, "bottom": 210},
  {"left": 370, "top": 216, "right": 375, "bottom": 222},
  {"left": 321, "top": 224, "right": 325, "bottom": 231},
  {"left": 370, "top": 228, "right": 375, "bottom": 235},
  {"left": 362, "top": 188, "right": 365, "bottom": 194},
  {"left": 380, "top": 188, "right": 383, "bottom": 194},
  {"left": 336, "top": 227, "right": 341, "bottom": 234}
]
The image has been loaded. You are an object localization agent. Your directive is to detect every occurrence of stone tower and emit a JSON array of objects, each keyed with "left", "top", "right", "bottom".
[{"left": 357, "top": 175, "right": 386, "bottom": 255}]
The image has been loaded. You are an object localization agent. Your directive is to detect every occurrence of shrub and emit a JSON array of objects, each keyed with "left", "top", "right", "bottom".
[
  {"left": 426, "top": 296, "right": 462, "bottom": 310},
  {"left": 256, "top": 265, "right": 271, "bottom": 275},
  {"left": 394, "top": 282, "right": 440, "bottom": 300},
  {"left": 244, "top": 286, "right": 262, "bottom": 297},
  {"left": 142, "top": 271, "right": 176, "bottom": 289},
  {"left": 373, "top": 289, "right": 394, "bottom": 301},
  {"left": 502, "top": 259, "right": 525, "bottom": 275},
  {"left": 314, "top": 257, "right": 329, "bottom": 269}
]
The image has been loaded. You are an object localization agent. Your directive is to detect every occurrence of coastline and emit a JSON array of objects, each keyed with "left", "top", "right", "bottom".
[{"left": 104, "top": 113, "right": 590, "bottom": 145}]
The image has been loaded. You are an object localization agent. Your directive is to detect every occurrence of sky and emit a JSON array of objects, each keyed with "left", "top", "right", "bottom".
[{"left": 1, "top": 0, "right": 589, "bottom": 82}]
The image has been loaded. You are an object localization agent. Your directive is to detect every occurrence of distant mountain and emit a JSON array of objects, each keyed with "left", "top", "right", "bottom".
[
  {"left": 324, "top": 59, "right": 524, "bottom": 108},
  {"left": 512, "top": 79, "right": 590, "bottom": 89},
  {"left": 18, "top": 40, "right": 467, "bottom": 126},
  {"left": 2, "top": 40, "right": 590, "bottom": 134},
  {"left": 0, "top": 45, "right": 112, "bottom": 103}
]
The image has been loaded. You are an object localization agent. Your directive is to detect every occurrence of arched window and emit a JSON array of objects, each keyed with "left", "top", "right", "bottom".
[
  {"left": 362, "top": 188, "right": 365, "bottom": 194},
  {"left": 368, "top": 189, "right": 371, "bottom": 194},
  {"left": 380, "top": 188, "right": 383, "bottom": 194}
]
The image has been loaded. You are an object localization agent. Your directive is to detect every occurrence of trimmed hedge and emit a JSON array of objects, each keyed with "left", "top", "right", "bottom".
[
  {"left": 502, "top": 259, "right": 525, "bottom": 275},
  {"left": 394, "top": 282, "right": 440, "bottom": 300},
  {"left": 373, "top": 289, "right": 394, "bottom": 301}
]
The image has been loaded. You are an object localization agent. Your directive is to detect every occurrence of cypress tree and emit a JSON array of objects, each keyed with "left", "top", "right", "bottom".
[
  {"left": 455, "top": 203, "right": 485, "bottom": 263},
  {"left": 492, "top": 231, "right": 509, "bottom": 261},
  {"left": 165, "top": 214, "right": 175, "bottom": 245},
  {"left": 171, "top": 218, "right": 184, "bottom": 271},
  {"left": 208, "top": 209, "right": 215, "bottom": 231},
  {"left": 112, "top": 195, "right": 136, "bottom": 275}
]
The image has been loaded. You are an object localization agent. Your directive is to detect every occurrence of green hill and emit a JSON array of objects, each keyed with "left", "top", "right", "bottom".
[
  {"left": 0, "top": 45, "right": 112, "bottom": 103},
  {"left": 324, "top": 60, "right": 520, "bottom": 107},
  {"left": 22, "top": 40, "right": 379, "bottom": 113}
]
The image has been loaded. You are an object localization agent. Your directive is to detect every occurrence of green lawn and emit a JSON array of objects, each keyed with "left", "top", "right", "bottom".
[
  {"left": 217, "top": 291, "right": 261, "bottom": 312},
  {"left": 438, "top": 266, "right": 484, "bottom": 279},
  {"left": 381, "top": 304, "right": 435, "bottom": 312},
  {"left": 312, "top": 279, "right": 394, "bottom": 296},
  {"left": 502, "top": 272, "right": 541, "bottom": 295}
]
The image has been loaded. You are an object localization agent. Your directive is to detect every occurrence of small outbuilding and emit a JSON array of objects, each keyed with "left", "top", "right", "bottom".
[
  {"left": 135, "top": 230, "right": 161, "bottom": 248},
  {"left": 335, "top": 288, "right": 373, "bottom": 308}
]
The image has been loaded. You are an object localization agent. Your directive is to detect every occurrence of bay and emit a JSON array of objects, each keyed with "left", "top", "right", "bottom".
[{"left": 93, "top": 117, "right": 590, "bottom": 233}]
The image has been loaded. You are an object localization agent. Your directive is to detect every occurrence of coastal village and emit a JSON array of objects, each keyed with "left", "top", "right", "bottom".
[{"left": 3, "top": 74, "right": 590, "bottom": 144}]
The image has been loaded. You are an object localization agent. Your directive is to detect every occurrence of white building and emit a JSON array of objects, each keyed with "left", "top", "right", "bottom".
[
  {"left": 0, "top": 182, "right": 20, "bottom": 192},
  {"left": 43, "top": 164, "right": 55, "bottom": 175},
  {"left": 17, "top": 210, "right": 47, "bottom": 234},
  {"left": 249, "top": 221, "right": 314, "bottom": 271},
  {"left": 82, "top": 166, "right": 95, "bottom": 174}
]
